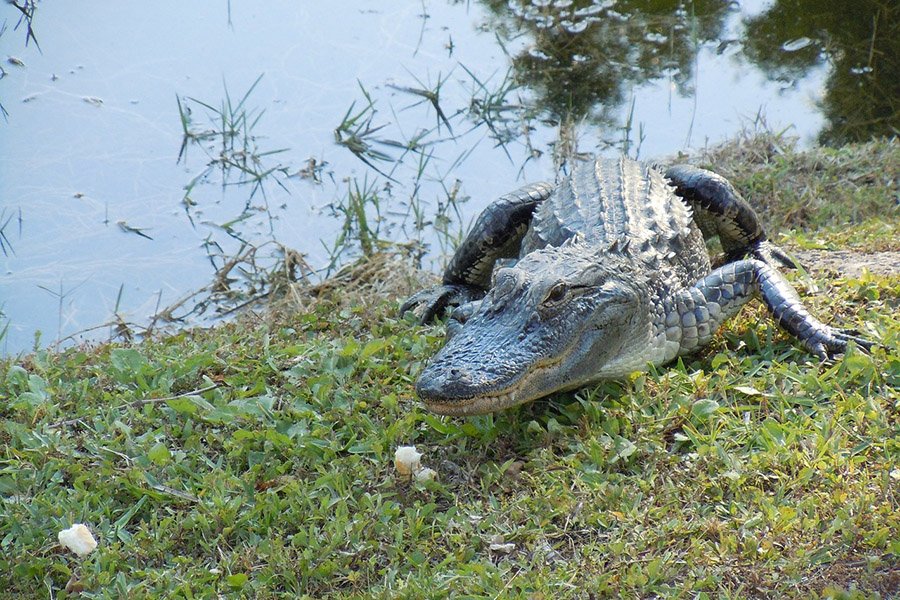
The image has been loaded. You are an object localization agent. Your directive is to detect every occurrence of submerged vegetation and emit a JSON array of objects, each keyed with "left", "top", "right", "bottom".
[
  {"left": 0, "top": 0, "right": 39, "bottom": 119},
  {"left": 1, "top": 135, "right": 898, "bottom": 597},
  {"left": 172, "top": 74, "right": 301, "bottom": 322}
]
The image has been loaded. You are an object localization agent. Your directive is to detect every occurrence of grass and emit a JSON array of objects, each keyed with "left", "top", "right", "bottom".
[
  {"left": 689, "top": 130, "right": 899, "bottom": 236},
  {"left": 1, "top": 136, "right": 898, "bottom": 598},
  {"left": 169, "top": 75, "right": 306, "bottom": 326}
]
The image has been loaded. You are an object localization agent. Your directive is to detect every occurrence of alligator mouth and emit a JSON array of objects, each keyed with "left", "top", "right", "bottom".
[
  {"left": 419, "top": 347, "right": 575, "bottom": 416},
  {"left": 424, "top": 390, "right": 525, "bottom": 416}
]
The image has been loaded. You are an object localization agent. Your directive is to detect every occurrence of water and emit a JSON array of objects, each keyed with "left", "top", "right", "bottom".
[{"left": 0, "top": 0, "right": 895, "bottom": 355}]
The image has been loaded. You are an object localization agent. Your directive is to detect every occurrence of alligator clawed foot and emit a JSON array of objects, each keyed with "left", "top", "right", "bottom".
[
  {"left": 806, "top": 327, "right": 875, "bottom": 361},
  {"left": 400, "top": 284, "right": 484, "bottom": 324}
]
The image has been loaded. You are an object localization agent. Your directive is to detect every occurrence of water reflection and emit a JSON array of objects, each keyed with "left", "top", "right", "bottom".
[
  {"left": 475, "top": 1, "right": 733, "bottom": 126},
  {"left": 742, "top": 0, "right": 899, "bottom": 144},
  {"left": 471, "top": 0, "right": 898, "bottom": 145}
]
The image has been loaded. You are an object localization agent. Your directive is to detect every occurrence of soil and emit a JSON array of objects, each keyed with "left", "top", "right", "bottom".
[{"left": 793, "top": 249, "right": 900, "bottom": 278}]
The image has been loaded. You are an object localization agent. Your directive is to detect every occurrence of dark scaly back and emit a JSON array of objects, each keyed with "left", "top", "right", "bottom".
[{"left": 521, "top": 157, "right": 709, "bottom": 288}]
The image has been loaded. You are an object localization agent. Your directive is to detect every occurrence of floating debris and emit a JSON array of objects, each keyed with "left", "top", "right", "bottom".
[
  {"left": 528, "top": 47, "right": 550, "bottom": 60},
  {"left": 781, "top": 37, "right": 814, "bottom": 53},
  {"left": 117, "top": 220, "right": 154, "bottom": 240},
  {"left": 562, "top": 19, "right": 589, "bottom": 34},
  {"left": 574, "top": 3, "right": 610, "bottom": 17}
]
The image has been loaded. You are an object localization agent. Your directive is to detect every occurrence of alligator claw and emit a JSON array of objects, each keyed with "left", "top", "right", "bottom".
[
  {"left": 400, "top": 284, "right": 485, "bottom": 324},
  {"left": 805, "top": 327, "right": 874, "bottom": 361}
]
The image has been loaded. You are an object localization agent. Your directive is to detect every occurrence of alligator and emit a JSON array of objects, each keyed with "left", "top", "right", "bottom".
[{"left": 401, "top": 157, "right": 871, "bottom": 416}]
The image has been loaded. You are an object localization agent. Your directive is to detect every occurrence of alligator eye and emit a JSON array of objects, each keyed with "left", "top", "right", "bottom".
[{"left": 544, "top": 283, "right": 568, "bottom": 304}]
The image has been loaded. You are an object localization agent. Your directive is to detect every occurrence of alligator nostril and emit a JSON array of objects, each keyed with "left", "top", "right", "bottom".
[{"left": 448, "top": 367, "right": 473, "bottom": 383}]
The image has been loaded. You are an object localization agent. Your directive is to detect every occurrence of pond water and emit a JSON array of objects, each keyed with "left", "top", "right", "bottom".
[{"left": 0, "top": 0, "right": 895, "bottom": 355}]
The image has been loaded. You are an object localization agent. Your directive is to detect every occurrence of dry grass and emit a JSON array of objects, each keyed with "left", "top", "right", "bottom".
[
  {"left": 266, "top": 246, "right": 434, "bottom": 321},
  {"left": 687, "top": 130, "right": 899, "bottom": 233}
]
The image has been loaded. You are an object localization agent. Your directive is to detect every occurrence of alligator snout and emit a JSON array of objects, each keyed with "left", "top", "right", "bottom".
[{"left": 415, "top": 364, "right": 477, "bottom": 402}]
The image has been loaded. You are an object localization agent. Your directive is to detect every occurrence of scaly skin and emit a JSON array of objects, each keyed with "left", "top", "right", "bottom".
[{"left": 403, "top": 157, "right": 871, "bottom": 415}]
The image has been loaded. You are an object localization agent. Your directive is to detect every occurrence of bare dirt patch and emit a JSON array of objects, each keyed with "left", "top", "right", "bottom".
[{"left": 794, "top": 249, "right": 900, "bottom": 278}]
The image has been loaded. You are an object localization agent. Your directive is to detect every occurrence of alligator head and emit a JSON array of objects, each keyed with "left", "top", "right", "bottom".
[{"left": 416, "top": 243, "right": 652, "bottom": 415}]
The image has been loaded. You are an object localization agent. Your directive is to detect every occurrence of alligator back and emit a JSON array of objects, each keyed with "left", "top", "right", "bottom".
[{"left": 521, "top": 157, "right": 709, "bottom": 288}]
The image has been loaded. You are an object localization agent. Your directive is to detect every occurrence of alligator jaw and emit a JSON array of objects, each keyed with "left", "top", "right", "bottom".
[
  {"left": 417, "top": 349, "right": 574, "bottom": 416},
  {"left": 424, "top": 392, "right": 518, "bottom": 417}
]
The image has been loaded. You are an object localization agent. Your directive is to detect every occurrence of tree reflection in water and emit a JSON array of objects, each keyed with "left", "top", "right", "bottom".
[
  {"left": 742, "top": 0, "right": 898, "bottom": 144},
  {"left": 480, "top": 0, "right": 731, "bottom": 129},
  {"left": 471, "top": 0, "right": 897, "bottom": 147}
]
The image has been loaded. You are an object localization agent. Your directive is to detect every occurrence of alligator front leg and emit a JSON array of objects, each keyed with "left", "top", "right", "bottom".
[
  {"left": 665, "top": 259, "right": 871, "bottom": 360},
  {"left": 665, "top": 165, "right": 796, "bottom": 270},
  {"left": 401, "top": 182, "right": 553, "bottom": 323}
]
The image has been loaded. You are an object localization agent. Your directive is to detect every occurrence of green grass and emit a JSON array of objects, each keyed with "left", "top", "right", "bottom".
[{"left": 1, "top": 138, "right": 898, "bottom": 598}]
